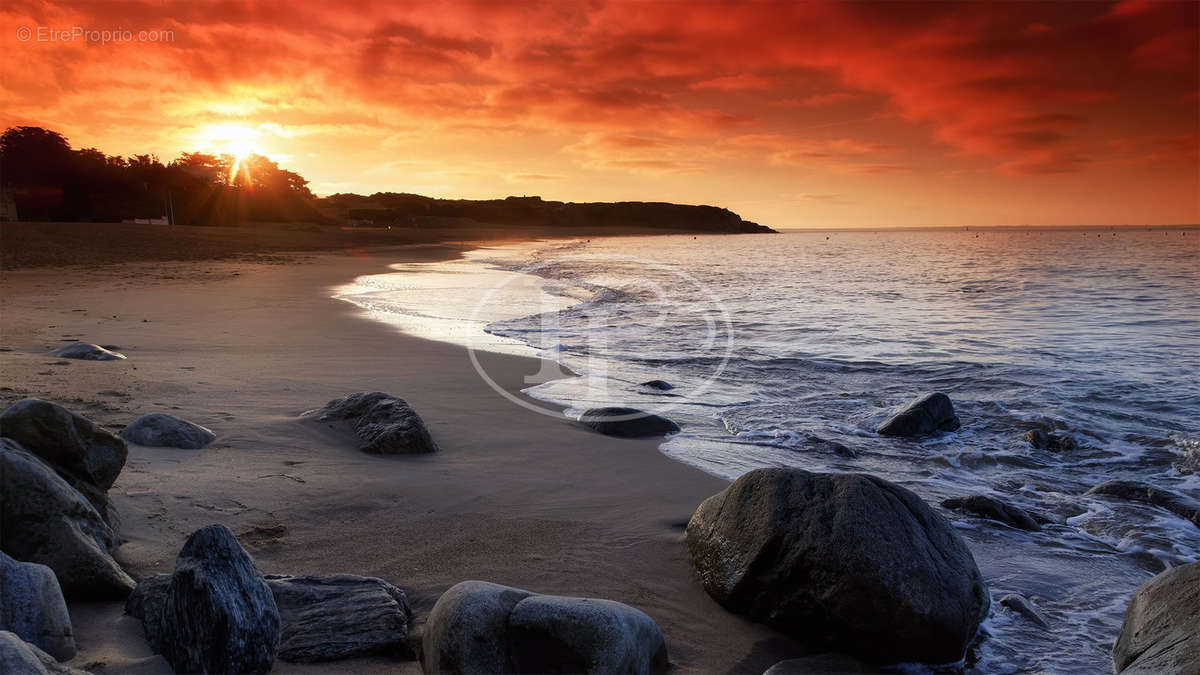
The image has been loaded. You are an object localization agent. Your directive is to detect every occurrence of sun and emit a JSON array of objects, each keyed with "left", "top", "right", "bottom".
[
  {"left": 199, "top": 124, "right": 262, "bottom": 159},
  {"left": 197, "top": 124, "right": 263, "bottom": 184}
]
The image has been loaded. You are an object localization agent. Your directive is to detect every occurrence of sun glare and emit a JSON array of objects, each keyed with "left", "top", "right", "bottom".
[{"left": 197, "top": 124, "right": 263, "bottom": 184}]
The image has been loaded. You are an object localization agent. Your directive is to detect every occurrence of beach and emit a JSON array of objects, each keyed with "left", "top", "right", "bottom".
[{"left": 0, "top": 241, "right": 802, "bottom": 673}]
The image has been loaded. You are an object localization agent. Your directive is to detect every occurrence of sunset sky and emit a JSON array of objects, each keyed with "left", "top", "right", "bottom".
[{"left": 3, "top": 0, "right": 1197, "bottom": 229}]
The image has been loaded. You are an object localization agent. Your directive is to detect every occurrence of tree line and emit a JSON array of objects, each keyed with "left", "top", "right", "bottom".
[{"left": 0, "top": 126, "right": 324, "bottom": 225}]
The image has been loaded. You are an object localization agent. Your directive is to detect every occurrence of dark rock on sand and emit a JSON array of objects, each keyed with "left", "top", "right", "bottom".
[
  {"left": 639, "top": 380, "right": 674, "bottom": 391},
  {"left": 763, "top": 654, "right": 877, "bottom": 674},
  {"left": 685, "top": 468, "right": 989, "bottom": 666},
  {"left": 424, "top": 580, "right": 668, "bottom": 674},
  {"left": 120, "top": 412, "right": 215, "bottom": 449},
  {"left": 0, "top": 552, "right": 75, "bottom": 661},
  {"left": 0, "top": 398, "right": 128, "bottom": 520},
  {"left": 805, "top": 435, "right": 857, "bottom": 457},
  {"left": 132, "top": 571, "right": 415, "bottom": 665},
  {"left": 308, "top": 392, "right": 437, "bottom": 454},
  {"left": 876, "top": 392, "right": 960, "bottom": 437},
  {"left": 153, "top": 524, "right": 280, "bottom": 674},
  {"left": 577, "top": 407, "right": 680, "bottom": 438},
  {"left": 1113, "top": 561, "right": 1199, "bottom": 674},
  {"left": 998, "top": 594, "right": 1051, "bottom": 630},
  {"left": 0, "top": 439, "right": 134, "bottom": 600},
  {"left": 0, "top": 632, "right": 89, "bottom": 675},
  {"left": 50, "top": 342, "right": 125, "bottom": 360},
  {"left": 424, "top": 580, "right": 535, "bottom": 674},
  {"left": 508, "top": 595, "right": 668, "bottom": 674},
  {"left": 265, "top": 574, "right": 412, "bottom": 663},
  {"left": 1023, "top": 429, "right": 1076, "bottom": 452},
  {"left": 1085, "top": 480, "right": 1200, "bottom": 528},
  {"left": 942, "top": 495, "right": 1042, "bottom": 532}
]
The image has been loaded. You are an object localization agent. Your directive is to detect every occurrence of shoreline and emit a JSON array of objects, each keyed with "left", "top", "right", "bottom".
[{"left": 0, "top": 244, "right": 805, "bottom": 673}]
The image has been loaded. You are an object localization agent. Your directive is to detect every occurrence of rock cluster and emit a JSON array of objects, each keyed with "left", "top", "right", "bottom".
[
  {"left": 0, "top": 398, "right": 128, "bottom": 520},
  {"left": 0, "top": 437, "right": 134, "bottom": 600},
  {"left": 423, "top": 580, "right": 668, "bottom": 674}
]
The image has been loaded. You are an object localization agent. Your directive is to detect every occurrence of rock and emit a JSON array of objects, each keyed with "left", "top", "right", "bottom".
[
  {"left": 0, "top": 398, "right": 128, "bottom": 520},
  {"left": 805, "top": 435, "right": 857, "bottom": 457},
  {"left": 763, "top": 654, "right": 877, "bottom": 674},
  {"left": 0, "top": 632, "right": 89, "bottom": 675},
  {"left": 0, "top": 439, "right": 134, "bottom": 600},
  {"left": 508, "top": 595, "right": 668, "bottom": 674},
  {"left": 941, "top": 495, "right": 1042, "bottom": 531},
  {"left": 998, "top": 594, "right": 1050, "bottom": 630},
  {"left": 424, "top": 580, "right": 534, "bottom": 674},
  {"left": 0, "top": 553, "right": 75, "bottom": 661},
  {"left": 51, "top": 342, "right": 125, "bottom": 360},
  {"left": 576, "top": 407, "right": 680, "bottom": 438},
  {"left": 131, "top": 571, "right": 415, "bottom": 665},
  {"left": 423, "top": 581, "right": 668, "bottom": 674},
  {"left": 153, "top": 524, "right": 280, "bottom": 674},
  {"left": 1022, "top": 428, "right": 1076, "bottom": 452},
  {"left": 1085, "top": 480, "right": 1200, "bottom": 528},
  {"left": 876, "top": 392, "right": 960, "bottom": 437},
  {"left": 264, "top": 574, "right": 412, "bottom": 663},
  {"left": 120, "top": 413, "right": 215, "bottom": 449},
  {"left": 307, "top": 392, "right": 437, "bottom": 454},
  {"left": 685, "top": 468, "right": 989, "bottom": 666},
  {"left": 1113, "top": 561, "right": 1199, "bottom": 674},
  {"left": 639, "top": 380, "right": 674, "bottom": 391}
]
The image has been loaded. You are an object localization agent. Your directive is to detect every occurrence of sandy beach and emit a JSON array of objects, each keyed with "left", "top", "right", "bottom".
[{"left": 0, "top": 242, "right": 803, "bottom": 674}]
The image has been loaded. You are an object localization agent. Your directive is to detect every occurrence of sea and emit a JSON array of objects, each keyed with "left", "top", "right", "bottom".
[{"left": 336, "top": 228, "right": 1200, "bottom": 673}]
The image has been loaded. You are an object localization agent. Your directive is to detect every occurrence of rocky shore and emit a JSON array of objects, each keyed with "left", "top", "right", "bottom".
[{"left": 1, "top": 249, "right": 1196, "bottom": 674}]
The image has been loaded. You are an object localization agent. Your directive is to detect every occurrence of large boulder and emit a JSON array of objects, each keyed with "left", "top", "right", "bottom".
[
  {"left": 0, "top": 439, "right": 134, "bottom": 600},
  {"left": 120, "top": 413, "right": 215, "bottom": 449},
  {"left": 941, "top": 495, "right": 1041, "bottom": 531},
  {"left": 265, "top": 574, "right": 412, "bottom": 663},
  {"left": 508, "top": 595, "right": 668, "bottom": 674},
  {"left": 51, "top": 342, "right": 125, "bottom": 361},
  {"left": 0, "top": 632, "right": 88, "bottom": 675},
  {"left": 1085, "top": 480, "right": 1200, "bottom": 528},
  {"left": 1113, "top": 561, "right": 1199, "bottom": 674},
  {"left": 306, "top": 392, "right": 437, "bottom": 454},
  {"left": 876, "top": 393, "right": 960, "bottom": 437},
  {"left": 0, "top": 398, "right": 128, "bottom": 520},
  {"left": 576, "top": 407, "right": 680, "bottom": 438},
  {"left": 152, "top": 525, "right": 281, "bottom": 674},
  {"left": 0, "top": 553, "right": 75, "bottom": 661},
  {"left": 685, "top": 468, "right": 989, "bottom": 666},
  {"left": 423, "top": 581, "right": 668, "bottom": 674},
  {"left": 424, "top": 580, "right": 534, "bottom": 674}
]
